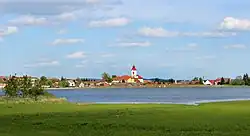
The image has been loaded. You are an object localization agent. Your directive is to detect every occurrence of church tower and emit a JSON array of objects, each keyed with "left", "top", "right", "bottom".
[{"left": 131, "top": 65, "right": 138, "bottom": 78}]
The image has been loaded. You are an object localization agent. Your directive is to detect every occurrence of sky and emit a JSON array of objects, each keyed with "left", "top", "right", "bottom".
[{"left": 1, "top": 0, "right": 250, "bottom": 79}]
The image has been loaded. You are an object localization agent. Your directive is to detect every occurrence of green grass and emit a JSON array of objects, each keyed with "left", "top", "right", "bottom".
[{"left": 1, "top": 101, "right": 250, "bottom": 136}]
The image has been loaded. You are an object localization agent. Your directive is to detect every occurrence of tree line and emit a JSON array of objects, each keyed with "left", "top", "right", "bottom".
[
  {"left": 231, "top": 73, "right": 250, "bottom": 86},
  {"left": 3, "top": 75, "right": 47, "bottom": 100}
]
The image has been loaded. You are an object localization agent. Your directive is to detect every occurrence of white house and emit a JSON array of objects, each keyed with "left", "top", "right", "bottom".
[
  {"left": 203, "top": 80, "right": 214, "bottom": 85},
  {"left": 79, "top": 82, "right": 85, "bottom": 88},
  {"left": 0, "top": 83, "right": 6, "bottom": 89},
  {"left": 68, "top": 80, "right": 76, "bottom": 87}
]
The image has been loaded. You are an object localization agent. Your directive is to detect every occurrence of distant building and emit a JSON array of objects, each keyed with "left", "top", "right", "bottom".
[
  {"left": 112, "top": 65, "right": 144, "bottom": 84},
  {"left": 203, "top": 80, "right": 215, "bottom": 85},
  {"left": 78, "top": 82, "right": 85, "bottom": 88},
  {"left": 68, "top": 80, "right": 76, "bottom": 87},
  {"left": 31, "top": 77, "right": 39, "bottom": 86},
  {"left": 0, "top": 83, "right": 6, "bottom": 89}
]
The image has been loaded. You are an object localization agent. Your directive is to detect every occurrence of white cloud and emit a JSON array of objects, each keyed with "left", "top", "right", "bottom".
[
  {"left": 224, "top": 44, "right": 247, "bottom": 49},
  {"left": 101, "top": 53, "right": 115, "bottom": 57},
  {"left": 138, "top": 27, "right": 236, "bottom": 38},
  {"left": 0, "top": 26, "right": 19, "bottom": 36},
  {"left": 56, "top": 12, "right": 78, "bottom": 21},
  {"left": 220, "top": 17, "right": 250, "bottom": 31},
  {"left": 52, "top": 38, "right": 84, "bottom": 45},
  {"left": 116, "top": 41, "right": 151, "bottom": 47},
  {"left": 196, "top": 55, "right": 216, "bottom": 60},
  {"left": 24, "top": 60, "right": 60, "bottom": 68},
  {"left": 183, "top": 32, "right": 236, "bottom": 37},
  {"left": 166, "top": 43, "right": 199, "bottom": 52},
  {"left": 57, "top": 29, "right": 67, "bottom": 34},
  {"left": 0, "top": 0, "right": 121, "bottom": 15},
  {"left": 138, "top": 27, "right": 179, "bottom": 37},
  {"left": 67, "top": 51, "right": 86, "bottom": 59},
  {"left": 89, "top": 17, "right": 130, "bottom": 27},
  {"left": 8, "top": 15, "right": 50, "bottom": 26}
]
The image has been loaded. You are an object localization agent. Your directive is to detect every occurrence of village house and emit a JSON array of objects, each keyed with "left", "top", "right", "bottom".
[
  {"left": 67, "top": 80, "right": 76, "bottom": 87},
  {"left": 78, "top": 82, "right": 85, "bottom": 88},
  {"left": 203, "top": 80, "right": 215, "bottom": 85},
  {"left": 203, "top": 78, "right": 231, "bottom": 85},
  {"left": 0, "top": 83, "right": 6, "bottom": 89},
  {"left": 112, "top": 65, "right": 144, "bottom": 84},
  {"left": 96, "top": 81, "right": 110, "bottom": 87}
]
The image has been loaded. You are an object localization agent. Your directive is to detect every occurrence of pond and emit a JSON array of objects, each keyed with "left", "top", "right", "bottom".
[
  {"left": 46, "top": 87, "right": 250, "bottom": 104},
  {"left": 1, "top": 88, "right": 250, "bottom": 104}
]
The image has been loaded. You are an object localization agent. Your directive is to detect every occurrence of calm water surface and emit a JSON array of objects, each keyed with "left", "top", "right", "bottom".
[{"left": 1, "top": 88, "right": 250, "bottom": 104}]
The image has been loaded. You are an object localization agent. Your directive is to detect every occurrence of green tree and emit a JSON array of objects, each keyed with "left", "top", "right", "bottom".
[
  {"left": 102, "top": 72, "right": 112, "bottom": 83},
  {"left": 61, "top": 76, "right": 66, "bottom": 81},
  {"left": 231, "top": 79, "right": 245, "bottom": 86},
  {"left": 47, "top": 80, "right": 53, "bottom": 87},
  {"left": 193, "top": 77, "right": 199, "bottom": 81},
  {"left": 59, "top": 80, "right": 69, "bottom": 88},
  {"left": 221, "top": 77, "right": 225, "bottom": 85},
  {"left": 3, "top": 75, "right": 20, "bottom": 97},
  {"left": 199, "top": 77, "right": 203, "bottom": 84},
  {"left": 40, "top": 76, "right": 48, "bottom": 86},
  {"left": 243, "top": 74, "right": 249, "bottom": 85},
  {"left": 19, "top": 75, "right": 32, "bottom": 97},
  {"left": 30, "top": 80, "right": 45, "bottom": 101},
  {"left": 0, "top": 78, "right": 5, "bottom": 83}
]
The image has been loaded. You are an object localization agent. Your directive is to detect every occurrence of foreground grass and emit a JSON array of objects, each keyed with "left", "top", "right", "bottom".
[{"left": 1, "top": 101, "right": 250, "bottom": 136}]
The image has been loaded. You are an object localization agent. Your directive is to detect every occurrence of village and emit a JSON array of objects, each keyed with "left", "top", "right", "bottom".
[{"left": 0, "top": 65, "right": 249, "bottom": 89}]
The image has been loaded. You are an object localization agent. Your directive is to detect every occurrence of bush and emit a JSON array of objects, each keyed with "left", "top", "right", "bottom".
[
  {"left": 3, "top": 75, "right": 46, "bottom": 100},
  {"left": 231, "top": 79, "right": 245, "bottom": 86}
]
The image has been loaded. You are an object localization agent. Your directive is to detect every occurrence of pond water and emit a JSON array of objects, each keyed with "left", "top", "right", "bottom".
[{"left": 1, "top": 88, "right": 250, "bottom": 104}]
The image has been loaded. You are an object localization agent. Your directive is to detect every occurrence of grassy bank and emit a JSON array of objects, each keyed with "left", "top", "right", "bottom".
[{"left": 1, "top": 101, "right": 250, "bottom": 136}]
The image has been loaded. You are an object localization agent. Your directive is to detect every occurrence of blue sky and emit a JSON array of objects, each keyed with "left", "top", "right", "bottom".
[{"left": 1, "top": 0, "right": 250, "bottom": 79}]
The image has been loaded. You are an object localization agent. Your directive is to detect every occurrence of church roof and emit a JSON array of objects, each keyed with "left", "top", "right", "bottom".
[
  {"left": 137, "top": 75, "right": 143, "bottom": 79},
  {"left": 131, "top": 65, "right": 137, "bottom": 71}
]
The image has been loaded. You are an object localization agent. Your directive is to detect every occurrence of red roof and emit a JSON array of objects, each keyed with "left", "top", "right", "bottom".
[
  {"left": 131, "top": 65, "right": 137, "bottom": 71},
  {"left": 137, "top": 75, "right": 143, "bottom": 79},
  {"left": 215, "top": 78, "right": 221, "bottom": 82},
  {"left": 113, "top": 75, "right": 131, "bottom": 81},
  {"left": 209, "top": 80, "right": 215, "bottom": 85}
]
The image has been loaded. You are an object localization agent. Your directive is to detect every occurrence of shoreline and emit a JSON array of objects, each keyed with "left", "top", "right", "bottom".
[
  {"left": 45, "top": 85, "right": 250, "bottom": 90},
  {"left": 72, "top": 98, "right": 250, "bottom": 106}
]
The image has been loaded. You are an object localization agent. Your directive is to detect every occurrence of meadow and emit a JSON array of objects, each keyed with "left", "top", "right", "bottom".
[{"left": 1, "top": 101, "right": 250, "bottom": 136}]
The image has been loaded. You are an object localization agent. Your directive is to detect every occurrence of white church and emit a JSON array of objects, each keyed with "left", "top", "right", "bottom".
[{"left": 112, "top": 65, "right": 144, "bottom": 83}]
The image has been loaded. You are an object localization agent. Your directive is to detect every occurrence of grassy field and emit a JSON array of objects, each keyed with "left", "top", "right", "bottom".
[{"left": 1, "top": 101, "right": 250, "bottom": 136}]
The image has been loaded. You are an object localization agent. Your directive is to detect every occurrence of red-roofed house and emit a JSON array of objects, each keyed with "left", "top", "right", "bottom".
[{"left": 203, "top": 80, "right": 215, "bottom": 85}]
